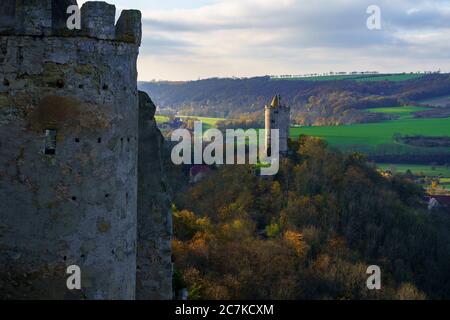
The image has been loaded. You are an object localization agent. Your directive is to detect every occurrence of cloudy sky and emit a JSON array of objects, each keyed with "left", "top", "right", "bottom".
[{"left": 79, "top": 0, "right": 450, "bottom": 81}]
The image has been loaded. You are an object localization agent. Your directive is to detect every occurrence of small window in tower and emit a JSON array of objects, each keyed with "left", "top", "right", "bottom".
[
  {"left": 44, "top": 129, "right": 57, "bottom": 155},
  {"left": 56, "top": 79, "right": 65, "bottom": 89},
  {"left": 271, "top": 120, "right": 275, "bottom": 124}
]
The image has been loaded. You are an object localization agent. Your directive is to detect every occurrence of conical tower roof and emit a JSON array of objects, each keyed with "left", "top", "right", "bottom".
[{"left": 270, "top": 95, "right": 280, "bottom": 108}]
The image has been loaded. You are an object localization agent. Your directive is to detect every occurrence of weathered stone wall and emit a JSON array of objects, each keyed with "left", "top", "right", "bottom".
[
  {"left": 265, "top": 104, "right": 291, "bottom": 154},
  {"left": 0, "top": 1, "right": 145, "bottom": 299},
  {"left": 277, "top": 105, "right": 291, "bottom": 153},
  {"left": 265, "top": 105, "right": 272, "bottom": 154},
  {"left": 136, "top": 92, "right": 173, "bottom": 300}
]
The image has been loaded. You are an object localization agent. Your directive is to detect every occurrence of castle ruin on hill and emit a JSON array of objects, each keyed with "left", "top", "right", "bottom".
[
  {"left": 0, "top": 0, "right": 172, "bottom": 299},
  {"left": 265, "top": 95, "right": 291, "bottom": 155}
]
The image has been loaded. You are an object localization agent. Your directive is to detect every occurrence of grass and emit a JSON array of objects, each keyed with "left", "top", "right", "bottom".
[
  {"left": 291, "top": 117, "right": 450, "bottom": 153},
  {"left": 277, "top": 75, "right": 368, "bottom": 81},
  {"left": 271, "top": 73, "right": 426, "bottom": 82},
  {"left": 440, "top": 179, "right": 450, "bottom": 191},
  {"left": 155, "top": 115, "right": 170, "bottom": 123},
  {"left": 377, "top": 164, "right": 450, "bottom": 192},
  {"left": 355, "top": 74, "right": 425, "bottom": 82},
  {"left": 376, "top": 164, "right": 450, "bottom": 177},
  {"left": 155, "top": 115, "right": 225, "bottom": 130},
  {"left": 365, "top": 106, "right": 429, "bottom": 119},
  {"left": 183, "top": 116, "right": 225, "bottom": 129},
  {"left": 294, "top": 113, "right": 450, "bottom": 186},
  {"left": 158, "top": 111, "right": 450, "bottom": 157}
]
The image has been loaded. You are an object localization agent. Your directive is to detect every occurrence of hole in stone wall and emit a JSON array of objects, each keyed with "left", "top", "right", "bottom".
[
  {"left": 63, "top": 256, "right": 67, "bottom": 261},
  {"left": 127, "top": 137, "right": 130, "bottom": 142},
  {"left": 102, "top": 84, "right": 108, "bottom": 90},
  {"left": 3, "top": 79, "right": 9, "bottom": 86},
  {"left": 105, "top": 194, "right": 110, "bottom": 198},
  {"left": 44, "top": 129, "right": 57, "bottom": 155},
  {"left": 56, "top": 79, "right": 65, "bottom": 89},
  {"left": 98, "top": 138, "right": 102, "bottom": 143},
  {"left": 75, "top": 138, "right": 80, "bottom": 143},
  {"left": 72, "top": 196, "right": 77, "bottom": 201},
  {"left": 79, "top": 84, "right": 84, "bottom": 89}
]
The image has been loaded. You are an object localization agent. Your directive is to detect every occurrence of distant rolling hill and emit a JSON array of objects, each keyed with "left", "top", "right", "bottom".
[{"left": 139, "top": 73, "right": 450, "bottom": 126}]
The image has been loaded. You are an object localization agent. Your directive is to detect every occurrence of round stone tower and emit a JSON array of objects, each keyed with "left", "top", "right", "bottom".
[
  {"left": 0, "top": 0, "right": 142, "bottom": 299},
  {"left": 265, "top": 95, "right": 291, "bottom": 155}
]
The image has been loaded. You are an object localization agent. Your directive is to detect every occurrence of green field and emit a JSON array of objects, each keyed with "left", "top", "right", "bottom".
[
  {"left": 376, "top": 164, "right": 450, "bottom": 192},
  {"left": 291, "top": 117, "right": 450, "bottom": 154},
  {"left": 293, "top": 108, "right": 450, "bottom": 189},
  {"left": 376, "top": 164, "right": 450, "bottom": 177},
  {"left": 156, "top": 115, "right": 225, "bottom": 130},
  {"left": 365, "top": 106, "right": 429, "bottom": 119},
  {"left": 441, "top": 178, "right": 450, "bottom": 191},
  {"left": 274, "top": 75, "right": 367, "bottom": 81},
  {"left": 187, "top": 116, "right": 225, "bottom": 129},
  {"left": 355, "top": 74, "right": 426, "bottom": 82},
  {"left": 155, "top": 115, "right": 170, "bottom": 123},
  {"left": 271, "top": 73, "right": 426, "bottom": 82},
  {"left": 158, "top": 111, "right": 450, "bottom": 156}
]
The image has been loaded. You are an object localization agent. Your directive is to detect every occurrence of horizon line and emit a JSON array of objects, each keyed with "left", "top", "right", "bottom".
[{"left": 138, "top": 70, "right": 447, "bottom": 83}]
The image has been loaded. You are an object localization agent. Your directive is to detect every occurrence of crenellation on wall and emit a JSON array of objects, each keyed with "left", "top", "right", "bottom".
[
  {"left": 116, "top": 10, "right": 142, "bottom": 45},
  {"left": 14, "top": 0, "right": 53, "bottom": 36},
  {"left": 0, "top": 0, "right": 16, "bottom": 35},
  {"left": 0, "top": 1, "right": 142, "bottom": 44},
  {"left": 80, "top": 1, "right": 116, "bottom": 41},
  {"left": 52, "top": 0, "right": 79, "bottom": 35}
]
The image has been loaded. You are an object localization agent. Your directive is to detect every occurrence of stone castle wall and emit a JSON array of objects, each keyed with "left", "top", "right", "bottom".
[
  {"left": 0, "top": 0, "right": 171, "bottom": 300},
  {"left": 136, "top": 92, "right": 173, "bottom": 300},
  {"left": 265, "top": 104, "right": 291, "bottom": 154}
]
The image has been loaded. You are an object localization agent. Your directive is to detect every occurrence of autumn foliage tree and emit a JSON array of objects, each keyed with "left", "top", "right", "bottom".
[{"left": 170, "top": 136, "right": 450, "bottom": 300}]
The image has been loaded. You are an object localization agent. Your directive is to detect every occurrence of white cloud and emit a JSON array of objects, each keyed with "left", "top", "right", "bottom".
[{"left": 80, "top": 0, "right": 450, "bottom": 80}]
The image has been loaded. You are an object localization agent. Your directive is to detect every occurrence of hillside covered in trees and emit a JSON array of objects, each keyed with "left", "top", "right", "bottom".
[
  {"left": 169, "top": 137, "right": 450, "bottom": 300},
  {"left": 140, "top": 74, "right": 450, "bottom": 126}
]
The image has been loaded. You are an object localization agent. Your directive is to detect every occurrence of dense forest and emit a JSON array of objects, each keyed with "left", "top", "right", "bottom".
[
  {"left": 140, "top": 74, "right": 450, "bottom": 125},
  {"left": 167, "top": 137, "right": 450, "bottom": 300}
]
